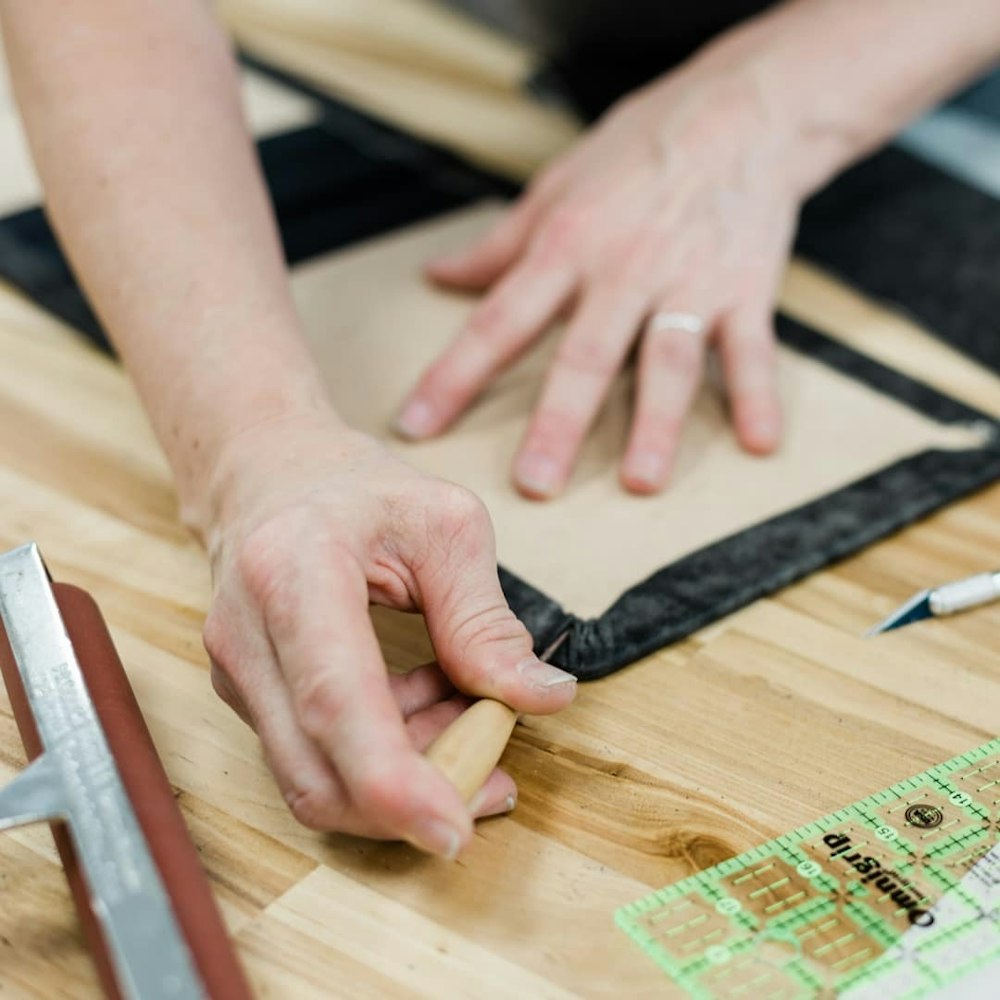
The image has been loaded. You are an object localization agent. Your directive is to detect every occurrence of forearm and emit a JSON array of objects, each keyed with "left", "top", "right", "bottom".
[
  {"left": 1, "top": 1, "right": 336, "bottom": 533},
  {"left": 689, "top": 0, "right": 1000, "bottom": 196}
]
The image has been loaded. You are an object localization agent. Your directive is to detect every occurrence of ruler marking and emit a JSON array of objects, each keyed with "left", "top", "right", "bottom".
[{"left": 616, "top": 736, "right": 1000, "bottom": 997}]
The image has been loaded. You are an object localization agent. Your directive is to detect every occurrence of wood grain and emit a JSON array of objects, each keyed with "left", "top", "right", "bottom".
[{"left": 0, "top": 4, "right": 998, "bottom": 997}]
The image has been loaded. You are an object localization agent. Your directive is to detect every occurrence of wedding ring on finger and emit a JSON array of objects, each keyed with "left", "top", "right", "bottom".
[{"left": 646, "top": 311, "right": 707, "bottom": 337}]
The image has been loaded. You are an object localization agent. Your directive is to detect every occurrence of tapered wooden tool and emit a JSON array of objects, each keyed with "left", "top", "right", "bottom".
[
  {"left": 425, "top": 698, "right": 518, "bottom": 802},
  {"left": 425, "top": 633, "right": 571, "bottom": 803}
]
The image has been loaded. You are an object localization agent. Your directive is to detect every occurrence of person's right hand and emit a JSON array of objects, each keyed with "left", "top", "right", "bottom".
[{"left": 196, "top": 410, "right": 577, "bottom": 859}]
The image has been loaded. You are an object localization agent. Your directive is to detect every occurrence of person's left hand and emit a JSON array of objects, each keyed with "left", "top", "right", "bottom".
[{"left": 395, "top": 66, "right": 798, "bottom": 497}]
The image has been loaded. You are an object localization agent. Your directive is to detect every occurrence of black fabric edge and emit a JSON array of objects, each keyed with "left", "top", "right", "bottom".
[
  {"left": 504, "top": 316, "right": 999, "bottom": 677},
  {"left": 549, "top": 446, "right": 1000, "bottom": 680},
  {"left": 773, "top": 316, "right": 990, "bottom": 427}
]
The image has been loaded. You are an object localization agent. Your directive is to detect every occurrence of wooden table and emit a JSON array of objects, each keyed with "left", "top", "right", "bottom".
[
  {"left": 1, "top": 212, "right": 998, "bottom": 1000},
  {"left": 1, "top": 5, "right": 999, "bottom": 997}
]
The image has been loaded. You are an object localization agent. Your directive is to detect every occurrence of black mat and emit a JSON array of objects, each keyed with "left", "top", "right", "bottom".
[{"left": 0, "top": 63, "right": 997, "bottom": 678}]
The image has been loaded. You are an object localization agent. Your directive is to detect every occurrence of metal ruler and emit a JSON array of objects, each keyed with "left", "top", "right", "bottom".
[
  {"left": 0, "top": 544, "right": 204, "bottom": 999},
  {"left": 616, "top": 739, "right": 1000, "bottom": 998}
]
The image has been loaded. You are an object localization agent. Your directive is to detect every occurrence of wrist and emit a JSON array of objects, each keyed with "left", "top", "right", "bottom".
[
  {"left": 175, "top": 391, "right": 348, "bottom": 547},
  {"left": 674, "top": 23, "right": 858, "bottom": 202},
  {"left": 688, "top": 0, "right": 1000, "bottom": 202}
]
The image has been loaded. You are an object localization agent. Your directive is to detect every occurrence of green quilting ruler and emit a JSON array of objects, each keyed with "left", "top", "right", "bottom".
[{"left": 616, "top": 739, "right": 1000, "bottom": 998}]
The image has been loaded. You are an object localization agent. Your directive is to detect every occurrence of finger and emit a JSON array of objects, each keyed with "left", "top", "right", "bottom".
[
  {"left": 468, "top": 771, "right": 518, "bottom": 819},
  {"left": 425, "top": 165, "right": 568, "bottom": 290},
  {"left": 210, "top": 662, "right": 253, "bottom": 727},
  {"left": 204, "top": 604, "right": 351, "bottom": 832},
  {"left": 260, "top": 546, "right": 472, "bottom": 858},
  {"left": 389, "top": 662, "right": 455, "bottom": 718},
  {"left": 404, "top": 695, "right": 474, "bottom": 750},
  {"left": 396, "top": 258, "right": 576, "bottom": 439},
  {"left": 404, "top": 697, "right": 517, "bottom": 819},
  {"left": 412, "top": 488, "right": 577, "bottom": 716},
  {"left": 718, "top": 308, "right": 782, "bottom": 454},
  {"left": 513, "top": 284, "right": 648, "bottom": 498},
  {"left": 620, "top": 311, "right": 713, "bottom": 493},
  {"left": 425, "top": 194, "right": 547, "bottom": 291}
]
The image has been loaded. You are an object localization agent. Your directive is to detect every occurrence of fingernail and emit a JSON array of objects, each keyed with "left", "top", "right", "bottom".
[
  {"left": 515, "top": 453, "right": 560, "bottom": 497},
  {"left": 517, "top": 655, "right": 577, "bottom": 690},
  {"left": 469, "top": 789, "right": 517, "bottom": 817},
  {"left": 408, "top": 817, "right": 462, "bottom": 861},
  {"left": 395, "top": 399, "right": 436, "bottom": 439},
  {"left": 626, "top": 451, "right": 666, "bottom": 487}
]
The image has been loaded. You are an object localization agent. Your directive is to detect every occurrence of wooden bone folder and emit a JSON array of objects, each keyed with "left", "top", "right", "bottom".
[{"left": 0, "top": 543, "right": 251, "bottom": 1000}]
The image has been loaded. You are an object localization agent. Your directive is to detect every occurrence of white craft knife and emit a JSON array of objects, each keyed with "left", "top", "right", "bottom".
[{"left": 866, "top": 569, "right": 1000, "bottom": 636}]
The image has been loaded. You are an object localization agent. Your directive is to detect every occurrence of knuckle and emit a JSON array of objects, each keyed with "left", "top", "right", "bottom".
[
  {"left": 352, "top": 767, "right": 402, "bottom": 821},
  {"left": 235, "top": 522, "right": 288, "bottom": 609},
  {"left": 450, "top": 605, "right": 528, "bottom": 673},
  {"left": 607, "top": 269, "right": 653, "bottom": 307},
  {"left": 410, "top": 481, "right": 497, "bottom": 586},
  {"left": 202, "top": 609, "right": 231, "bottom": 668},
  {"left": 604, "top": 237, "right": 663, "bottom": 292},
  {"left": 430, "top": 482, "right": 492, "bottom": 541},
  {"left": 533, "top": 203, "right": 590, "bottom": 260},
  {"left": 415, "top": 358, "right": 476, "bottom": 414},
  {"left": 636, "top": 409, "right": 684, "bottom": 439},
  {"left": 522, "top": 409, "right": 580, "bottom": 454},
  {"left": 285, "top": 781, "right": 339, "bottom": 831},
  {"left": 645, "top": 330, "right": 703, "bottom": 371},
  {"left": 293, "top": 673, "right": 348, "bottom": 741},
  {"left": 465, "top": 295, "right": 512, "bottom": 345},
  {"left": 555, "top": 337, "right": 620, "bottom": 377}
]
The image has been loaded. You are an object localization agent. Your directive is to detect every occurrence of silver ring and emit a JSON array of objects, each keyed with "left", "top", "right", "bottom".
[{"left": 647, "top": 311, "right": 706, "bottom": 337}]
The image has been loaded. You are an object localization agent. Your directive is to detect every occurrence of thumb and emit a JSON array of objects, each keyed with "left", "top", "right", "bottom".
[
  {"left": 415, "top": 490, "right": 577, "bottom": 714},
  {"left": 425, "top": 194, "right": 542, "bottom": 291}
]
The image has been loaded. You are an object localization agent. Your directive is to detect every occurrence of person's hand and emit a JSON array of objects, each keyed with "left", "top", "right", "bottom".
[
  {"left": 396, "top": 65, "right": 799, "bottom": 497},
  {"left": 198, "top": 411, "right": 577, "bottom": 858}
]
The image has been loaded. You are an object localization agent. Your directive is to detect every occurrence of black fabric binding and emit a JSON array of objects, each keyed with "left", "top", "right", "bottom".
[
  {"left": 531, "top": 317, "right": 1000, "bottom": 677},
  {"left": 0, "top": 67, "right": 996, "bottom": 678},
  {"left": 0, "top": 115, "right": 511, "bottom": 353}
]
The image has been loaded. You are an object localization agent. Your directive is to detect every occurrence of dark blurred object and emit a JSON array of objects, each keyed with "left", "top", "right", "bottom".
[
  {"left": 0, "top": 82, "right": 512, "bottom": 353},
  {"left": 950, "top": 69, "right": 1000, "bottom": 122},
  {"left": 449, "top": 0, "right": 776, "bottom": 117}
]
